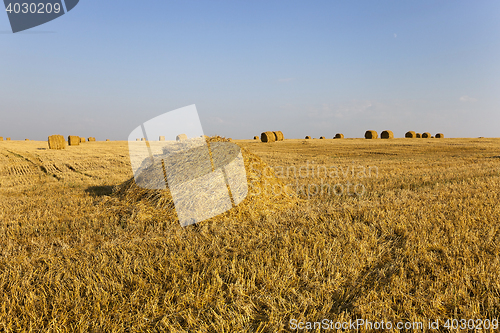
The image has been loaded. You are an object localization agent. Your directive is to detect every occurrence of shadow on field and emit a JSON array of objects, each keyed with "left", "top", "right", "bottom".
[{"left": 85, "top": 185, "right": 115, "bottom": 197}]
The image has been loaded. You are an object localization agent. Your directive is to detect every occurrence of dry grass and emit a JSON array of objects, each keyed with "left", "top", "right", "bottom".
[
  {"left": 365, "top": 130, "right": 378, "bottom": 139},
  {"left": 0, "top": 138, "right": 499, "bottom": 331}
]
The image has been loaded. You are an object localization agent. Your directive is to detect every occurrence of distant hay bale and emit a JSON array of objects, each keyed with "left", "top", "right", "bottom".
[
  {"left": 0, "top": 137, "right": 3, "bottom": 141},
  {"left": 273, "top": 131, "right": 284, "bottom": 141},
  {"left": 136, "top": 138, "right": 140, "bottom": 141},
  {"left": 25, "top": 139, "right": 29, "bottom": 141},
  {"left": 416, "top": 133, "right": 421, "bottom": 138},
  {"left": 68, "top": 136, "right": 80, "bottom": 146},
  {"left": 261, "top": 131, "right": 276, "bottom": 143},
  {"left": 48, "top": 135, "right": 65, "bottom": 150},
  {"left": 381, "top": 130, "right": 394, "bottom": 139},
  {"left": 334, "top": 133, "right": 344, "bottom": 139},
  {"left": 435, "top": 133, "right": 444, "bottom": 138},
  {"left": 106, "top": 139, "right": 110, "bottom": 141},
  {"left": 405, "top": 131, "right": 416, "bottom": 138},
  {"left": 80, "top": 137, "right": 86, "bottom": 143},
  {"left": 422, "top": 132, "right": 431, "bottom": 138},
  {"left": 305, "top": 136, "right": 311, "bottom": 139},
  {"left": 176, "top": 134, "right": 188, "bottom": 141},
  {"left": 319, "top": 136, "right": 325, "bottom": 139},
  {"left": 88, "top": 137, "right": 96, "bottom": 142},
  {"left": 253, "top": 136, "right": 259, "bottom": 140},
  {"left": 159, "top": 136, "right": 165, "bottom": 141},
  {"left": 6, "top": 138, "right": 11, "bottom": 141},
  {"left": 365, "top": 130, "right": 378, "bottom": 139}
]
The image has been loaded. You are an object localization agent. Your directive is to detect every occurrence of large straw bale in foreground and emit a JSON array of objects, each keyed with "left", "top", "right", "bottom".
[
  {"left": 381, "top": 130, "right": 394, "bottom": 139},
  {"left": 48, "top": 135, "right": 65, "bottom": 150},
  {"left": 334, "top": 133, "right": 344, "bottom": 139},
  {"left": 365, "top": 130, "right": 378, "bottom": 139},
  {"left": 261, "top": 131, "right": 276, "bottom": 143},
  {"left": 68, "top": 136, "right": 80, "bottom": 146},
  {"left": 435, "top": 133, "right": 444, "bottom": 138},
  {"left": 405, "top": 131, "right": 416, "bottom": 138},
  {"left": 422, "top": 132, "right": 431, "bottom": 138},
  {"left": 114, "top": 136, "right": 298, "bottom": 225}
]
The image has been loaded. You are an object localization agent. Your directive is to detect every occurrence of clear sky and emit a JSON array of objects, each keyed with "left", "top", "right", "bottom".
[{"left": 1, "top": 0, "right": 499, "bottom": 140}]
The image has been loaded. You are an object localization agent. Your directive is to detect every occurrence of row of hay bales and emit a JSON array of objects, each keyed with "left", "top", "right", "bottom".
[
  {"left": 363, "top": 130, "right": 445, "bottom": 139},
  {"left": 0, "top": 137, "right": 14, "bottom": 141},
  {"left": 365, "top": 130, "right": 444, "bottom": 139},
  {"left": 48, "top": 135, "right": 101, "bottom": 149},
  {"left": 259, "top": 131, "right": 284, "bottom": 142},
  {"left": 304, "top": 133, "right": 344, "bottom": 139},
  {"left": 405, "top": 131, "right": 444, "bottom": 139}
]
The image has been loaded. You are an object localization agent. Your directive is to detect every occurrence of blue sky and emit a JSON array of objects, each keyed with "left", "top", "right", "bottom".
[{"left": 1, "top": 0, "right": 499, "bottom": 140}]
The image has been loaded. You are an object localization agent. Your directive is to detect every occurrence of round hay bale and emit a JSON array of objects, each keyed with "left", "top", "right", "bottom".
[
  {"left": 381, "top": 130, "right": 394, "bottom": 139},
  {"left": 0, "top": 137, "right": 3, "bottom": 141},
  {"left": 416, "top": 133, "right": 421, "bottom": 138},
  {"left": 80, "top": 137, "right": 86, "bottom": 143},
  {"left": 305, "top": 136, "right": 311, "bottom": 139},
  {"left": 68, "top": 136, "right": 80, "bottom": 146},
  {"left": 48, "top": 135, "right": 65, "bottom": 150},
  {"left": 88, "top": 137, "right": 96, "bottom": 142},
  {"left": 25, "top": 139, "right": 29, "bottom": 141},
  {"left": 405, "top": 131, "right": 416, "bottom": 138},
  {"left": 319, "top": 136, "right": 325, "bottom": 139},
  {"left": 334, "top": 133, "right": 344, "bottom": 139},
  {"left": 431, "top": 136, "right": 435, "bottom": 138},
  {"left": 422, "top": 132, "right": 431, "bottom": 138},
  {"left": 6, "top": 138, "right": 11, "bottom": 141},
  {"left": 176, "top": 134, "right": 188, "bottom": 141},
  {"left": 253, "top": 136, "right": 259, "bottom": 140},
  {"left": 261, "top": 131, "right": 276, "bottom": 143},
  {"left": 435, "top": 133, "right": 444, "bottom": 138},
  {"left": 365, "top": 130, "right": 378, "bottom": 139},
  {"left": 159, "top": 136, "right": 165, "bottom": 141},
  {"left": 106, "top": 139, "right": 110, "bottom": 141},
  {"left": 272, "top": 131, "right": 284, "bottom": 141}
]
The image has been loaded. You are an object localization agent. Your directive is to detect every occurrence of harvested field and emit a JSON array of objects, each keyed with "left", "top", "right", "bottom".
[{"left": 0, "top": 138, "right": 499, "bottom": 331}]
